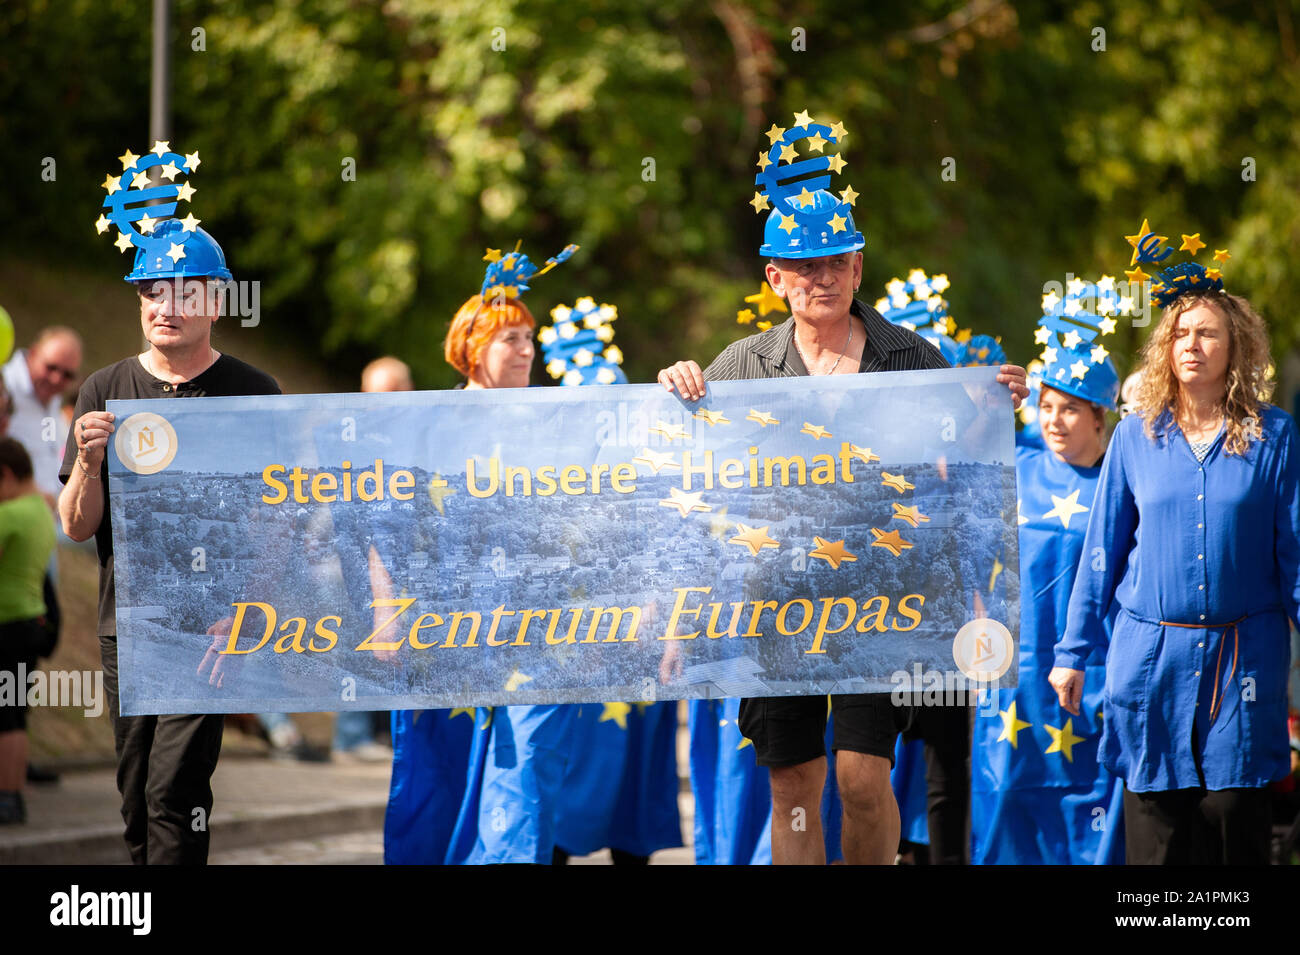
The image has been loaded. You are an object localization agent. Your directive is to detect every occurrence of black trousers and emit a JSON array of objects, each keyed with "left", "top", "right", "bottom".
[
  {"left": 100, "top": 635, "right": 224, "bottom": 865},
  {"left": 1123, "top": 786, "right": 1272, "bottom": 865},
  {"left": 903, "top": 705, "right": 971, "bottom": 865}
]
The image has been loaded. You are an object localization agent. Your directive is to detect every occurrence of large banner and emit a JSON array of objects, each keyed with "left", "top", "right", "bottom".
[{"left": 107, "top": 368, "right": 1019, "bottom": 715}]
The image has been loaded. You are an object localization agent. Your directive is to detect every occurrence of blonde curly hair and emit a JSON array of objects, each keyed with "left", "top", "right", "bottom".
[{"left": 1132, "top": 291, "right": 1273, "bottom": 456}]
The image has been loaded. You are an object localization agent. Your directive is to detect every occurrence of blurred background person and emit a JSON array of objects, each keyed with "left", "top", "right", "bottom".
[{"left": 2, "top": 327, "right": 82, "bottom": 509}]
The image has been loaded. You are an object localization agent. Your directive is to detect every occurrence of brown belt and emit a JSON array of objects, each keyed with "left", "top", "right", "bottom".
[{"left": 1158, "top": 615, "right": 1244, "bottom": 725}]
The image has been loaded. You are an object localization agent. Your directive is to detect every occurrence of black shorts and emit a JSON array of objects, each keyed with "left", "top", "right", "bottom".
[
  {"left": 737, "top": 693, "right": 913, "bottom": 769},
  {"left": 0, "top": 619, "right": 43, "bottom": 733}
]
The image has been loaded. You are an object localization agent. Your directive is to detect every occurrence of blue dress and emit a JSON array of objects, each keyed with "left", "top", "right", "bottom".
[
  {"left": 1056, "top": 407, "right": 1299, "bottom": 792},
  {"left": 971, "top": 443, "right": 1124, "bottom": 864}
]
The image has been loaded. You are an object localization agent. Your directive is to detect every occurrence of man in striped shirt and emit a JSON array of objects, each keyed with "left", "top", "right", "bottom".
[{"left": 659, "top": 250, "right": 1027, "bottom": 864}]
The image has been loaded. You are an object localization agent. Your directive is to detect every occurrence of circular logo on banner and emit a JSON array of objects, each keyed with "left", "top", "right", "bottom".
[
  {"left": 952, "top": 618, "right": 1013, "bottom": 682},
  {"left": 114, "top": 412, "right": 179, "bottom": 475}
]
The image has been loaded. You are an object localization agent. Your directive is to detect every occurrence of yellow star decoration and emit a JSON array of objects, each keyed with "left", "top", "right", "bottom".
[
  {"left": 891, "top": 502, "right": 930, "bottom": 527},
  {"left": 737, "top": 736, "right": 754, "bottom": 750},
  {"left": 159, "top": 161, "right": 181, "bottom": 181},
  {"left": 997, "top": 700, "right": 1032, "bottom": 749},
  {"left": 756, "top": 321, "right": 772, "bottom": 331},
  {"left": 795, "top": 187, "right": 816, "bottom": 209},
  {"left": 847, "top": 444, "right": 880, "bottom": 464},
  {"left": 150, "top": 140, "right": 170, "bottom": 157},
  {"left": 130, "top": 169, "right": 151, "bottom": 190},
  {"left": 184, "top": 151, "right": 201, "bottom": 172},
  {"left": 1070, "top": 360, "right": 1089, "bottom": 380},
  {"left": 694, "top": 408, "right": 730, "bottom": 426},
  {"left": 792, "top": 109, "right": 814, "bottom": 128},
  {"left": 504, "top": 669, "right": 533, "bottom": 692},
  {"left": 449, "top": 707, "right": 476, "bottom": 721},
  {"left": 633, "top": 448, "right": 679, "bottom": 473},
  {"left": 483, "top": 248, "right": 502, "bottom": 262},
  {"left": 179, "top": 212, "right": 201, "bottom": 232},
  {"left": 118, "top": 148, "right": 140, "bottom": 170},
  {"left": 1091, "top": 344, "right": 1109, "bottom": 364},
  {"left": 1041, "top": 347, "right": 1058, "bottom": 365},
  {"left": 828, "top": 213, "right": 848, "bottom": 234},
  {"left": 1044, "top": 718, "right": 1085, "bottom": 761},
  {"left": 736, "top": 308, "right": 756, "bottom": 325},
  {"left": 165, "top": 242, "right": 186, "bottom": 264},
  {"left": 136, "top": 213, "right": 157, "bottom": 234},
  {"left": 765, "top": 123, "right": 787, "bottom": 145},
  {"left": 94, "top": 214, "right": 110, "bottom": 235},
  {"left": 757, "top": 152, "right": 772, "bottom": 171},
  {"left": 599, "top": 701, "right": 632, "bottom": 730},
  {"left": 746, "top": 409, "right": 780, "bottom": 427},
  {"left": 175, "top": 181, "right": 196, "bottom": 203},
  {"left": 1124, "top": 265, "right": 1150, "bottom": 285},
  {"left": 826, "top": 154, "right": 847, "bottom": 174},
  {"left": 427, "top": 474, "right": 456, "bottom": 515},
  {"left": 806, "top": 133, "right": 828, "bottom": 153},
  {"left": 870, "top": 527, "right": 914, "bottom": 557},
  {"left": 800, "top": 422, "right": 831, "bottom": 440},
  {"left": 1180, "top": 233, "right": 1206, "bottom": 255},
  {"left": 1061, "top": 329, "right": 1082, "bottom": 349},
  {"left": 1043, "top": 488, "right": 1089, "bottom": 529},
  {"left": 809, "top": 537, "right": 858, "bottom": 569},
  {"left": 1213, "top": 249, "right": 1231, "bottom": 263},
  {"left": 881, "top": 471, "right": 915, "bottom": 493},
  {"left": 102, "top": 173, "right": 122, "bottom": 194},
  {"left": 1125, "top": 217, "right": 1165, "bottom": 266},
  {"left": 777, "top": 213, "right": 798, "bottom": 234},
  {"left": 729, "top": 523, "right": 780, "bottom": 556},
  {"left": 659, "top": 486, "right": 713, "bottom": 518},
  {"left": 779, "top": 143, "right": 798, "bottom": 164},
  {"left": 1205, "top": 267, "right": 1222, "bottom": 281},
  {"left": 113, "top": 230, "right": 134, "bottom": 253},
  {"left": 749, "top": 191, "right": 770, "bottom": 213},
  {"left": 1098, "top": 316, "right": 1118, "bottom": 336},
  {"left": 839, "top": 185, "right": 859, "bottom": 206},
  {"left": 828, "top": 121, "right": 848, "bottom": 141},
  {"left": 649, "top": 420, "right": 690, "bottom": 441},
  {"left": 745, "top": 282, "right": 788, "bottom": 316},
  {"left": 1034, "top": 327, "right": 1051, "bottom": 345}
]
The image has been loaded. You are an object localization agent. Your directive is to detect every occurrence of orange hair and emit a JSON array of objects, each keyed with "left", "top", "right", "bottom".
[{"left": 443, "top": 294, "right": 536, "bottom": 379}]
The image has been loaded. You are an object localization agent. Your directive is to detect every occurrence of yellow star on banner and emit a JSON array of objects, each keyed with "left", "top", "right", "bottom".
[
  {"left": 102, "top": 173, "right": 122, "bottom": 194},
  {"left": 184, "top": 151, "right": 201, "bottom": 172},
  {"left": 749, "top": 191, "right": 770, "bottom": 213},
  {"left": 795, "top": 187, "right": 816, "bottom": 209},
  {"left": 809, "top": 536, "right": 857, "bottom": 569},
  {"left": 847, "top": 444, "right": 880, "bottom": 464},
  {"left": 694, "top": 408, "right": 730, "bottom": 426},
  {"left": 881, "top": 471, "right": 915, "bottom": 493},
  {"left": 1044, "top": 717, "right": 1085, "bottom": 761},
  {"left": 730, "top": 524, "right": 780, "bottom": 557},
  {"left": 800, "top": 422, "right": 831, "bottom": 440},
  {"left": 745, "top": 282, "right": 788, "bottom": 316},
  {"left": 870, "top": 527, "right": 914, "bottom": 557},
  {"left": 777, "top": 213, "right": 797, "bottom": 233},
  {"left": 828, "top": 121, "right": 847, "bottom": 141},
  {"left": 997, "top": 700, "right": 1032, "bottom": 749},
  {"left": 838, "top": 184, "right": 858, "bottom": 206},
  {"left": 1180, "top": 233, "right": 1206, "bottom": 255},
  {"left": 1125, "top": 217, "right": 1163, "bottom": 265},
  {"left": 829, "top": 213, "right": 848, "bottom": 234},
  {"left": 599, "top": 701, "right": 631, "bottom": 730},
  {"left": 746, "top": 409, "right": 780, "bottom": 427},
  {"left": 659, "top": 486, "right": 713, "bottom": 517},
  {"left": 136, "top": 213, "right": 157, "bottom": 234},
  {"left": 175, "top": 181, "right": 196, "bottom": 203},
  {"left": 891, "top": 502, "right": 930, "bottom": 527},
  {"left": 505, "top": 669, "right": 533, "bottom": 692},
  {"left": 826, "top": 154, "right": 847, "bottom": 174},
  {"left": 150, "top": 140, "right": 171, "bottom": 157},
  {"left": 633, "top": 448, "right": 678, "bottom": 473},
  {"left": 1124, "top": 265, "right": 1150, "bottom": 285},
  {"left": 989, "top": 554, "right": 1004, "bottom": 592},
  {"left": 449, "top": 707, "right": 476, "bottom": 721},
  {"left": 427, "top": 475, "right": 456, "bottom": 515},
  {"left": 179, "top": 212, "right": 201, "bottom": 232},
  {"left": 765, "top": 123, "right": 786, "bottom": 145},
  {"left": 113, "top": 230, "right": 134, "bottom": 253},
  {"left": 806, "top": 132, "right": 827, "bottom": 152},
  {"left": 792, "top": 109, "right": 814, "bottom": 128},
  {"left": 1043, "top": 488, "right": 1089, "bottom": 528},
  {"left": 757, "top": 152, "right": 772, "bottom": 171},
  {"left": 118, "top": 148, "right": 140, "bottom": 170},
  {"left": 94, "top": 214, "right": 110, "bottom": 235},
  {"left": 165, "top": 242, "right": 186, "bottom": 264},
  {"left": 778, "top": 143, "right": 798, "bottom": 164},
  {"left": 649, "top": 420, "right": 690, "bottom": 441}
]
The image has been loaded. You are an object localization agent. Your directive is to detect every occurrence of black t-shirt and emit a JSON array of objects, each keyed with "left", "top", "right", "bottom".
[{"left": 59, "top": 354, "right": 281, "bottom": 636}]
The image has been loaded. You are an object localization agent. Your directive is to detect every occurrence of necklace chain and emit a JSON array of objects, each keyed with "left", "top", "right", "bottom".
[{"left": 795, "top": 320, "right": 853, "bottom": 376}]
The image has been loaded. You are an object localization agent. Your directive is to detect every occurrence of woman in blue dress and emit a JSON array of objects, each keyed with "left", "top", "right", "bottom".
[
  {"left": 1051, "top": 230, "right": 1297, "bottom": 864},
  {"left": 971, "top": 277, "right": 1125, "bottom": 864}
]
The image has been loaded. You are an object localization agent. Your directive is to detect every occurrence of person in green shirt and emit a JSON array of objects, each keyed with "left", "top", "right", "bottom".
[{"left": 0, "top": 437, "right": 56, "bottom": 824}]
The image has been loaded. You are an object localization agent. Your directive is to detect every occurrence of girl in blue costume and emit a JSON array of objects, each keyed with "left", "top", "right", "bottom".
[
  {"left": 1051, "top": 229, "right": 1298, "bottom": 864},
  {"left": 971, "top": 276, "right": 1126, "bottom": 864}
]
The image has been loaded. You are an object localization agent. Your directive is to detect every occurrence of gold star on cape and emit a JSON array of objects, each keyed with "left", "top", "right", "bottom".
[
  {"left": 809, "top": 537, "right": 857, "bottom": 569},
  {"left": 1044, "top": 718, "right": 1085, "bottom": 761},
  {"left": 746, "top": 409, "right": 779, "bottom": 427},
  {"left": 694, "top": 408, "right": 730, "bottom": 426},
  {"left": 634, "top": 448, "right": 679, "bottom": 473},
  {"left": 659, "top": 486, "right": 713, "bottom": 517},
  {"left": 427, "top": 475, "right": 456, "bottom": 515},
  {"left": 891, "top": 503, "right": 930, "bottom": 527},
  {"left": 649, "top": 420, "right": 690, "bottom": 441},
  {"left": 1043, "top": 488, "right": 1089, "bottom": 529},
  {"left": 800, "top": 422, "right": 831, "bottom": 440},
  {"left": 599, "top": 702, "right": 631, "bottom": 730},
  {"left": 881, "top": 471, "right": 914, "bottom": 493},
  {"left": 870, "top": 527, "right": 914, "bottom": 557},
  {"left": 745, "top": 282, "right": 788, "bottom": 316},
  {"left": 997, "top": 700, "right": 1032, "bottom": 748},
  {"left": 729, "top": 524, "right": 780, "bottom": 557}
]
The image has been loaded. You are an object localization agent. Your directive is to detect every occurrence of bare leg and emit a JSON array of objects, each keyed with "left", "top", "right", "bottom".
[
  {"left": 769, "top": 756, "right": 827, "bottom": 865},
  {"left": 837, "top": 751, "right": 899, "bottom": 865}
]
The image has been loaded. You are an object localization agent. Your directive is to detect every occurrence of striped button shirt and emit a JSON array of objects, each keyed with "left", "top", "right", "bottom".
[{"left": 703, "top": 299, "right": 951, "bottom": 382}]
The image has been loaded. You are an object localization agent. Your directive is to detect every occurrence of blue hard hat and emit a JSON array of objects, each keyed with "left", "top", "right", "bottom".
[
  {"left": 1040, "top": 351, "right": 1120, "bottom": 410},
  {"left": 125, "top": 218, "right": 232, "bottom": 283},
  {"left": 759, "top": 189, "right": 865, "bottom": 260},
  {"left": 1031, "top": 277, "right": 1124, "bottom": 411}
]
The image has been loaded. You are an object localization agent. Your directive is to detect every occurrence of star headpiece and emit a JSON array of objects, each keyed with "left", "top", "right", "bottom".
[
  {"left": 96, "top": 142, "right": 206, "bottom": 262},
  {"left": 1032, "top": 275, "right": 1122, "bottom": 410},
  {"left": 954, "top": 333, "right": 1006, "bottom": 368},
  {"left": 876, "top": 268, "right": 960, "bottom": 364},
  {"left": 539, "top": 297, "right": 626, "bottom": 386},
  {"left": 752, "top": 112, "right": 863, "bottom": 258},
  {"left": 1123, "top": 218, "right": 1227, "bottom": 309},
  {"left": 480, "top": 241, "right": 579, "bottom": 302}
]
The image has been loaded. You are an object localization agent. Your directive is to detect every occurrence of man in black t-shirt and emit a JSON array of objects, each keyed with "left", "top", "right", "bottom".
[{"left": 59, "top": 220, "right": 278, "bottom": 864}]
